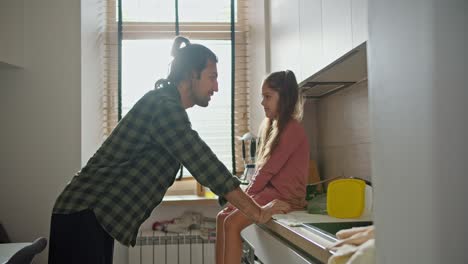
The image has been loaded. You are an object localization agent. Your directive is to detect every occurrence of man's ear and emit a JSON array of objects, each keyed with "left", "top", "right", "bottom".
[{"left": 179, "top": 79, "right": 193, "bottom": 91}]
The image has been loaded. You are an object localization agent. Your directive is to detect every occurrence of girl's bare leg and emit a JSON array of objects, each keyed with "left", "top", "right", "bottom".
[
  {"left": 216, "top": 210, "right": 231, "bottom": 264},
  {"left": 223, "top": 210, "right": 254, "bottom": 264}
]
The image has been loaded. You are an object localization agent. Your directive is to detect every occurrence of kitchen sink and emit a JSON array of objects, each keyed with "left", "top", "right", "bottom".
[{"left": 302, "top": 221, "right": 373, "bottom": 241}]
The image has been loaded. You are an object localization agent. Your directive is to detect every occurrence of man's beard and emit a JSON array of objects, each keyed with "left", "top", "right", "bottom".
[
  {"left": 190, "top": 81, "right": 210, "bottom": 107},
  {"left": 192, "top": 92, "right": 209, "bottom": 107}
]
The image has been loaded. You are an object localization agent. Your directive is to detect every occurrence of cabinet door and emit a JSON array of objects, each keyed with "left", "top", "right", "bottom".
[
  {"left": 351, "top": 0, "right": 368, "bottom": 47},
  {"left": 322, "top": 0, "right": 353, "bottom": 65},
  {"left": 299, "top": 0, "right": 324, "bottom": 82},
  {"left": 269, "top": 0, "right": 301, "bottom": 80},
  {"left": 242, "top": 225, "right": 317, "bottom": 264}
]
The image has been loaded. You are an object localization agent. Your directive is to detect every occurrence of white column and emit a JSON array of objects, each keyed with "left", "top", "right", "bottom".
[{"left": 368, "top": 0, "right": 468, "bottom": 263}]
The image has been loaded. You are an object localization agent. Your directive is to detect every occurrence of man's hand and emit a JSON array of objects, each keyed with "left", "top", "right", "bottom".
[
  {"left": 257, "top": 199, "right": 291, "bottom": 224},
  {"left": 224, "top": 187, "right": 292, "bottom": 224}
]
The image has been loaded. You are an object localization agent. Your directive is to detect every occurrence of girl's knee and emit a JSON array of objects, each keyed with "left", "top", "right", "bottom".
[
  {"left": 224, "top": 216, "right": 241, "bottom": 233},
  {"left": 217, "top": 211, "right": 229, "bottom": 222}
]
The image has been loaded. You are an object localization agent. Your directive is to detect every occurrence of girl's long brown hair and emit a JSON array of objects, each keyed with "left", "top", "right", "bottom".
[{"left": 256, "top": 70, "right": 303, "bottom": 167}]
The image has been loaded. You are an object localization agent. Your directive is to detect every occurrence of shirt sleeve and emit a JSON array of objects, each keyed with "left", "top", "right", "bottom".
[
  {"left": 150, "top": 97, "right": 240, "bottom": 201},
  {"left": 246, "top": 121, "right": 305, "bottom": 196}
]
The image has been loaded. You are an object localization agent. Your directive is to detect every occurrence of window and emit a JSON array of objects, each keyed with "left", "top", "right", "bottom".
[
  {"left": 121, "top": 39, "right": 233, "bottom": 172},
  {"left": 103, "top": 0, "right": 249, "bottom": 195}
]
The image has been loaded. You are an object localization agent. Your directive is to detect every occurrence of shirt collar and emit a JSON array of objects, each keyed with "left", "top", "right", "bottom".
[{"left": 159, "top": 83, "right": 182, "bottom": 103}]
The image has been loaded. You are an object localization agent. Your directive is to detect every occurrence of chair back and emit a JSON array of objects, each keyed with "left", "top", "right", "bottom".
[{"left": 6, "top": 237, "right": 47, "bottom": 264}]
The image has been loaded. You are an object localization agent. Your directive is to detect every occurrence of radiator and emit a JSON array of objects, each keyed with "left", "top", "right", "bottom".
[{"left": 129, "top": 230, "right": 215, "bottom": 264}]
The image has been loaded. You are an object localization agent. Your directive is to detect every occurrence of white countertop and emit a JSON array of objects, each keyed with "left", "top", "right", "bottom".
[
  {"left": 272, "top": 211, "right": 372, "bottom": 226},
  {"left": 254, "top": 211, "right": 373, "bottom": 263}
]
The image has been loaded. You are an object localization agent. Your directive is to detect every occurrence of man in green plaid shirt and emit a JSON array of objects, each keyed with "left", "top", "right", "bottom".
[{"left": 48, "top": 36, "right": 291, "bottom": 264}]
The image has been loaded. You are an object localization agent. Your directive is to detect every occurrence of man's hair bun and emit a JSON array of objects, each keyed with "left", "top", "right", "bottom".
[{"left": 171, "top": 36, "right": 191, "bottom": 57}]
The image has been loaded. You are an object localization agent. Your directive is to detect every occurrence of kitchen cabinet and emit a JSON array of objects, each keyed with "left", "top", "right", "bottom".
[
  {"left": 0, "top": 0, "right": 24, "bottom": 68},
  {"left": 242, "top": 224, "right": 319, "bottom": 264},
  {"left": 351, "top": 0, "right": 368, "bottom": 47},
  {"left": 268, "top": 0, "right": 368, "bottom": 83},
  {"left": 269, "top": 0, "right": 302, "bottom": 80},
  {"left": 299, "top": 0, "right": 324, "bottom": 80},
  {"left": 322, "top": 0, "right": 353, "bottom": 65}
]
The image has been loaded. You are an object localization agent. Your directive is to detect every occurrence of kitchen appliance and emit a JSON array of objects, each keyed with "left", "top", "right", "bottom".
[
  {"left": 239, "top": 132, "right": 258, "bottom": 185},
  {"left": 299, "top": 42, "right": 367, "bottom": 99}
]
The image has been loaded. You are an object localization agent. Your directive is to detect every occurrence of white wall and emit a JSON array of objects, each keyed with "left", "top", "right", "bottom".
[
  {"left": 0, "top": 1, "right": 81, "bottom": 264},
  {"left": 368, "top": 0, "right": 468, "bottom": 262},
  {"left": 81, "top": 0, "right": 104, "bottom": 166}
]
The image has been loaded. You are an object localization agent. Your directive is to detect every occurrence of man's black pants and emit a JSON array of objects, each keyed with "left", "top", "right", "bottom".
[{"left": 48, "top": 209, "right": 114, "bottom": 264}]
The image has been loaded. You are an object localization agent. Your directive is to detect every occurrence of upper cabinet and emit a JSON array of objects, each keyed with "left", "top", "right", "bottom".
[
  {"left": 0, "top": 0, "right": 24, "bottom": 68},
  {"left": 351, "top": 0, "right": 369, "bottom": 47},
  {"left": 322, "top": 0, "right": 353, "bottom": 64},
  {"left": 269, "top": 0, "right": 368, "bottom": 83},
  {"left": 299, "top": 0, "right": 324, "bottom": 80},
  {"left": 269, "top": 0, "right": 302, "bottom": 80}
]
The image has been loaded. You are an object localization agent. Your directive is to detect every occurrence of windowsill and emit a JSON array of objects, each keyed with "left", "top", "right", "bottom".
[{"left": 161, "top": 194, "right": 220, "bottom": 206}]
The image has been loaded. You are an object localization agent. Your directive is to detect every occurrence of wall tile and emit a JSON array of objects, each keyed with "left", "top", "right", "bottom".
[
  {"left": 342, "top": 81, "right": 370, "bottom": 144},
  {"left": 343, "top": 143, "right": 371, "bottom": 182},
  {"left": 317, "top": 91, "right": 346, "bottom": 147},
  {"left": 311, "top": 81, "right": 372, "bottom": 182},
  {"left": 318, "top": 146, "right": 345, "bottom": 180},
  {"left": 302, "top": 99, "right": 319, "bottom": 160}
]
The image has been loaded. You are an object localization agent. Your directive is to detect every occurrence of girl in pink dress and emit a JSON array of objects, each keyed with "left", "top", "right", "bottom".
[{"left": 215, "top": 70, "right": 310, "bottom": 264}]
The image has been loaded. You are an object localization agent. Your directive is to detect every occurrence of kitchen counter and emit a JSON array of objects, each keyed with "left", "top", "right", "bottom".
[{"left": 241, "top": 211, "right": 372, "bottom": 264}]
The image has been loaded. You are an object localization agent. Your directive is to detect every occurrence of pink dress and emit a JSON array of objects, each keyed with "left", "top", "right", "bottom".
[{"left": 246, "top": 119, "right": 310, "bottom": 210}]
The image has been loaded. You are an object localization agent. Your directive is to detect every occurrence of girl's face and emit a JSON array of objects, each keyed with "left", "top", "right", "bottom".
[{"left": 261, "top": 84, "right": 280, "bottom": 119}]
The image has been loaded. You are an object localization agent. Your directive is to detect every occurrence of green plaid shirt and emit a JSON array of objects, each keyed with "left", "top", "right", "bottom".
[{"left": 53, "top": 85, "right": 240, "bottom": 246}]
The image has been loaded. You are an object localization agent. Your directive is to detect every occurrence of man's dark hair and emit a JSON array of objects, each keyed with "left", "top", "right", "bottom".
[{"left": 155, "top": 36, "right": 218, "bottom": 89}]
